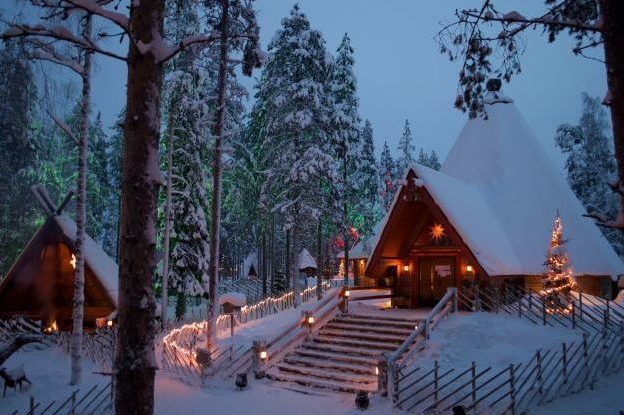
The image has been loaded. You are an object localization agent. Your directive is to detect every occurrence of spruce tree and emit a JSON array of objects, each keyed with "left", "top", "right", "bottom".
[
  {"left": 397, "top": 119, "right": 415, "bottom": 173},
  {"left": 0, "top": 42, "right": 38, "bottom": 274},
  {"left": 259, "top": 5, "right": 338, "bottom": 305},
  {"left": 556, "top": 93, "right": 623, "bottom": 255},
  {"left": 379, "top": 140, "right": 396, "bottom": 212},
  {"left": 355, "top": 119, "right": 381, "bottom": 236},
  {"left": 542, "top": 212, "right": 575, "bottom": 312}
]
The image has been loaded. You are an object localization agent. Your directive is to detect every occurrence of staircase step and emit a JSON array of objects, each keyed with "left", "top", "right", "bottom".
[
  {"left": 292, "top": 348, "right": 378, "bottom": 366},
  {"left": 301, "top": 341, "right": 384, "bottom": 357},
  {"left": 343, "top": 313, "right": 422, "bottom": 324},
  {"left": 319, "top": 328, "right": 407, "bottom": 344},
  {"left": 274, "top": 362, "right": 375, "bottom": 384},
  {"left": 283, "top": 355, "right": 376, "bottom": 375},
  {"left": 333, "top": 315, "right": 420, "bottom": 330},
  {"left": 266, "top": 369, "right": 377, "bottom": 394},
  {"left": 312, "top": 335, "right": 398, "bottom": 351},
  {"left": 325, "top": 322, "right": 415, "bottom": 336}
]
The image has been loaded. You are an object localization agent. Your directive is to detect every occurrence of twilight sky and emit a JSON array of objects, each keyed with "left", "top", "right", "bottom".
[{"left": 6, "top": 1, "right": 609, "bottom": 165}]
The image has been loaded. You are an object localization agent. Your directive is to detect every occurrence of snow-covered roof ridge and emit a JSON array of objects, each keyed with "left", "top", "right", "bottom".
[
  {"left": 298, "top": 248, "right": 317, "bottom": 270},
  {"left": 54, "top": 214, "right": 119, "bottom": 305},
  {"left": 440, "top": 97, "right": 624, "bottom": 278}
]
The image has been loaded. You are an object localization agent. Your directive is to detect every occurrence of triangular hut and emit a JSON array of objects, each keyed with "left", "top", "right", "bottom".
[
  {"left": 366, "top": 91, "right": 623, "bottom": 307},
  {"left": 0, "top": 186, "right": 118, "bottom": 330},
  {"left": 298, "top": 248, "right": 317, "bottom": 277}
]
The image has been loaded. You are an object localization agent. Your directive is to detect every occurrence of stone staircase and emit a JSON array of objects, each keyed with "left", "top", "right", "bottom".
[{"left": 267, "top": 313, "right": 423, "bottom": 393}]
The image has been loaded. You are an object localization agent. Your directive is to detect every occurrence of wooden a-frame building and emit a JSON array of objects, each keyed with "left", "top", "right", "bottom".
[{"left": 0, "top": 186, "right": 118, "bottom": 330}]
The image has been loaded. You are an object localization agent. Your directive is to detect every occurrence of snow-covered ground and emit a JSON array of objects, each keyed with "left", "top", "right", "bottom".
[
  {"left": 413, "top": 311, "right": 585, "bottom": 371},
  {"left": 2, "top": 308, "right": 621, "bottom": 415}
]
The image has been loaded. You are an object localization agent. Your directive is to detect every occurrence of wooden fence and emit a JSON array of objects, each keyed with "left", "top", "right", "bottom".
[
  {"left": 160, "top": 280, "right": 343, "bottom": 384},
  {"left": 11, "top": 381, "right": 113, "bottom": 415},
  {"left": 393, "top": 325, "right": 624, "bottom": 414}
]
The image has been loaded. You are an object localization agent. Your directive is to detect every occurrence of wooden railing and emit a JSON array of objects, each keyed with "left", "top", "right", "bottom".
[
  {"left": 379, "top": 288, "right": 458, "bottom": 400},
  {"left": 11, "top": 381, "right": 113, "bottom": 415}
]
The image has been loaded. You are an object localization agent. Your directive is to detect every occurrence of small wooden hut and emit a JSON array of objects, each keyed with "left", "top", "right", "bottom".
[{"left": 0, "top": 187, "right": 117, "bottom": 330}]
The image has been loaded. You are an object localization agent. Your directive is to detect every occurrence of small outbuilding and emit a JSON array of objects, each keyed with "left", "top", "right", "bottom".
[
  {"left": 0, "top": 209, "right": 118, "bottom": 331},
  {"left": 298, "top": 248, "right": 317, "bottom": 277}
]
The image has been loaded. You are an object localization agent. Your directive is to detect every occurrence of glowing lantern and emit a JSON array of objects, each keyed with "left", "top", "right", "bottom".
[
  {"left": 307, "top": 315, "right": 314, "bottom": 325},
  {"left": 107, "top": 320, "right": 113, "bottom": 327},
  {"left": 259, "top": 350, "right": 268, "bottom": 360},
  {"left": 344, "top": 290, "right": 350, "bottom": 298},
  {"left": 466, "top": 265, "right": 474, "bottom": 273},
  {"left": 70, "top": 254, "right": 76, "bottom": 269},
  {"left": 403, "top": 265, "right": 409, "bottom": 272}
]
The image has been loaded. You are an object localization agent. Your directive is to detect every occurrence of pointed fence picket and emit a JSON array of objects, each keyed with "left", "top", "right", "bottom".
[{"left": 12, "top": 381, "right": 113, "bottom": 415}]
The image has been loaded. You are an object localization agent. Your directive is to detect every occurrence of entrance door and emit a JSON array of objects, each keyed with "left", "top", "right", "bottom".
[{"left": 418, "top": 257, "right": 455, "bottom": 305}]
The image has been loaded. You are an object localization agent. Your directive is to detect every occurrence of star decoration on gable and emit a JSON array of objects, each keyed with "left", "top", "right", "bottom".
[{"left": 429, "top": 223, "right": 445, "bottom": 241}]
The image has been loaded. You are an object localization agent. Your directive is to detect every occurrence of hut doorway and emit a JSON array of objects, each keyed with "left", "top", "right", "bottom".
[{"left": 417, "top": 257, "right": 455, "bottom": 305}]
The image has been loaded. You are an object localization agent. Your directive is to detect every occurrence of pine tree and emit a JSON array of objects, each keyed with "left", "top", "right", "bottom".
[
  {"left": 164, "top": 0, "right": 211, "bottom": 301},
  {"left": 354, "top": 119, "right": 381, "bottom": 236},
  {"left": 102, "top": 111, "right": 124, "bottom": 259},
  {"left": 428, "top": 150, "right": 441, "bottom": 170},
  {"left": 416, "top": 148, "right": 442, "bottom": 171},
  {"left": 556, "top": 93, "right": 623, "bottom": 255},
  {"left": 542, "top": 212, "right": 575, "bottom": 312},
  {"left": 259, "top": 5, "right": 338, "bottom": 305},
  {"left": 0, "top": 41, "right": 38, "bottom": 275},
  {"left": 379, "top": 140, "right": 396, "bottom": 212},
  {"left": 397, "top": 119, "right": 415, "bottom": 173}
]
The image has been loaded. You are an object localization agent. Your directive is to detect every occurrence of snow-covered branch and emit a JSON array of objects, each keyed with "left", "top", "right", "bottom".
[{"left": 157, "top": 32, "right": 221, "bottom": 63}]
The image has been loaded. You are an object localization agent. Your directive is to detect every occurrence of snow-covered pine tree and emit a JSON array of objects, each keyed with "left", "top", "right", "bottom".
[
  {"left": 101, "top": 110, "right": 124, "bottom": 259},
  {"left": 379, "top": 140, "right": 396, "bottom": 212},
  {"left": 555, "top": 93, "right": 623, "bottom": 255},
  {"left": 330, "top": 33, "right": 361, "bottom": 286},
  {"left": 355, "top": 119, "right": 381, "bottom": 237},
  {"left": 542, "top": 212, "right": 575, "bottom": 312},
  {"left": 396, "top": 119, "right": 415, "bottom": 173},
  {"left": 0, "top": 41, "right": 38, "bottom": 275},
  {"left": 164, "top": 0, "right": 211, "bottom": 307},
  {"left": 259, "top": 5, "right": 338, "bottom": 306},
  {"left": 416, "top": 148, "right": 442, "bottom": 171}
]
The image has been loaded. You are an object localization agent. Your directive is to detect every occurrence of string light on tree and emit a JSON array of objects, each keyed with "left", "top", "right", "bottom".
[{"left": 542, "top": 211, "right": 575, "bottom": 313}]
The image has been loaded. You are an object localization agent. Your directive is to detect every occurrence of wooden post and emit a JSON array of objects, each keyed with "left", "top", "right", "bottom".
[
  {"left": 70, "top": 390, "right": 77, "bottom": 415},
  {"left": 387, "top": 357, "right": 397, "bottom": 403},
  {"left": 604, "top": 309, "right": 609, "bottom": 332},
  {"left": 509, "top": 364, "right": 516, "bottom": 415},
  {"left": 582, "top": 332, "right": 591, "bottom": 390},
  {"left": 434, "top": 360, "right": 439, "bottom": 402},
  {"left": 252, "top": 340, "right": 266, "bottom": 379},
  {"left": 536, "top": 349, "right": 543, "bottom": 396},
  {"left": 474, "top": 286, "right": 480, "bottom": 312},
  {"left": 377, "top": 355, "right": 388, "bottom": 396},
  {"left": 518, "top": 295, "right": 522, "bottom": 318},
  {"left": 542, "top": 296, "right": 547, "bottom": 326},
  {"left": 29, "top": 396, "right": 35, "bottom": 415},
  {"left": 571, "top": 302, "right": 576, "bottom": 329},
  {"left": 562, "top": 343, "right": 568, "bottom": 385},
  {"left": 471, "top": 361, "right": 476, "bottom": 409}
]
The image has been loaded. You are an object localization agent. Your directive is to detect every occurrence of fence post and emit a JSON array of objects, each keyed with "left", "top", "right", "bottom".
[
  {"left": 471, "top": 361, "right": 476, "bottom": 410},
  {"left": 387, "top": 357, "right": 398, "bottom": 403},
  {"left": 377, "top": 355, "right": 388, "bottom": 397},
  {"left": 509, "top": 364, "right": 516, "bottom": 415},
  {"left": 70, "top": 390, "right": 76, "bottom": 415},
  {"left": 536, "top": 349, "right": 543, "bottom": 397},
  {"left": 604, "top": 309, "right": 609, "bottom": 333},
  {"left": 29, "top": 396, "right": 35, "bottom": 415},
  {"left": 453, "top": 288, "right": 458, "bottom": 312},
  {"left": 562, "top": 343, "right": 568, "bottom": 386},
  {"left": 582, "top": 332, "right": 591, "bottom": 390},
  {"left": 424, "top": 318, "right": 430, "bottom": 340},
  {"left": 571, "top": 301, "right": 576, "bottom": 329},
  {"left": 542, "top": 296, "right": 547, "bottom": 326},
  {"left": 434, "top": 360, "right": 439, "bottom": 403},
  {"left": 474, "top": 286, "right": 480, "bottom": 312},
  {"left": 518, "top": 295, "right": 522, "bottom": 318}
]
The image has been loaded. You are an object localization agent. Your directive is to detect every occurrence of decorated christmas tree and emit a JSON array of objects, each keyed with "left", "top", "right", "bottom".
[{"left": 542, "top": 212, "right": 575, "bottom": 312}]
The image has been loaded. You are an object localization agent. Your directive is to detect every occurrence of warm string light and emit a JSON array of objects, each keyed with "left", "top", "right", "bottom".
[{"left": 541, "top": 213, "right": 576, "bottom": 314}]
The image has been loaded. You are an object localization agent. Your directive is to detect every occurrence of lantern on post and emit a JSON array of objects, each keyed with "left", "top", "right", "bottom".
[
  {"left": 302, "top": 311, "right": 314, "bottom": 337},
  {"left": 252, "top": 340, "right": 268, "bottom": 379},
  {"left": 195, "top": 347, "right": 212, "bottom": 383},
  {"left": 342, "top": 289, "right": 351, "bottom": 313}
]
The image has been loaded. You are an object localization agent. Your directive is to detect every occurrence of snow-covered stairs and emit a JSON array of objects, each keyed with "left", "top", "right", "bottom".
[{"left": 267, "top": 313, "right": 422, "bottom": 394}]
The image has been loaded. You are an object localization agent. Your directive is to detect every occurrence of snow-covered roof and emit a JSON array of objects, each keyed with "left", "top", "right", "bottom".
[
  {"left": 54, "top": 215, "right": 119, "bottom": 305},
  {"left": 370, "top": 94, "right": 624, "bottom": 279},
  {"left": 240, "top": 251, "right": 258, "bottom": 278},
  {"left": 219, "top": 292, "right": 247, "bottom": 307},
  {"left": 298, "top": 248, "right": 317, "bottom": 270}
]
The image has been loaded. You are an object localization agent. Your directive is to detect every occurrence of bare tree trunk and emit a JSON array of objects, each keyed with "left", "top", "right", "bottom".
[
  {"left": 291, "top": 220, "right": 300, "bottom": 307},
  {"left": 343, "top": 152, "right": 350, "bottom": 288},
  {"left": 70, "top": 14, "right": 92, "bottom": 387},
  {"left": 601, "top": 0, "right": 624, "bottom": 226},
  {"left": 114, "top": 2, "right": 165, "bottom": 413},
  {"left": 316, "top": 217, "right": 322, "bottom": 301},
  {"left": 206, "top": 0, "right": 230, "bottom": 351},
  {"left": 160, "top": 130, "right": 174, "bottom": 326}
]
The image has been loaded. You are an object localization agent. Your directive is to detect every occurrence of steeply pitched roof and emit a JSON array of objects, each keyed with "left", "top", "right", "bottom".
[
  {"left": 298, "top": 248, "right": 317, "bottom": 270},
  {"left": 53, "top": 215, "right": 118, "bottom": 304},
  {"left": 368, "top": 94, "right": 624, "bottom": 279}
]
